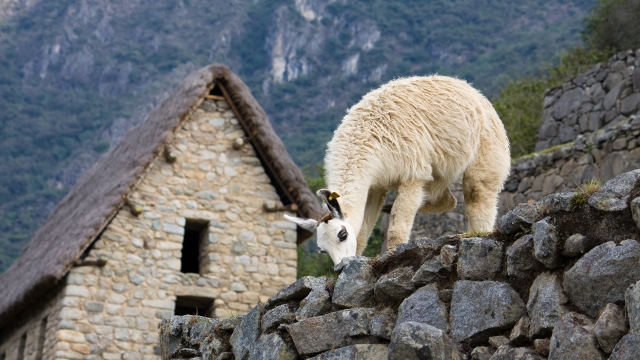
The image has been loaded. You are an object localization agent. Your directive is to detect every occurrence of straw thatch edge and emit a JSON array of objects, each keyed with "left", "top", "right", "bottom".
[{"left": 0, "top": 64, "right": 321, "bottom": 331}]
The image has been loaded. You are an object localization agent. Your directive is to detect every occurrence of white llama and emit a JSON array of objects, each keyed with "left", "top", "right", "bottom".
[{"left": 286, "top": 75, "right": 510, "bottom": 265}]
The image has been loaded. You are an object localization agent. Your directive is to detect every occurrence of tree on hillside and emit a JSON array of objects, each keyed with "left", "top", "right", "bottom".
[{"left": 584, "top": 0, "right": 640, "bottom": 51}]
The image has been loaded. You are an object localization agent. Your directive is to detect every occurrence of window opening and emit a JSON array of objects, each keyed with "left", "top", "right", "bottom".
[
  {"left": 181, "top": 220, "right": 208, "bottom": 274},
  {"left": 209, "top": 84, "right": 224, "bottom": 97},
  {"left": 17, "top": 333, "right": 26, "bottom": 360},
  {"left": 36, "top": 317, "right": 47, "bottom": 359},
  {"left": 174, "top": 296, "right": 214, "bottom": 317}
]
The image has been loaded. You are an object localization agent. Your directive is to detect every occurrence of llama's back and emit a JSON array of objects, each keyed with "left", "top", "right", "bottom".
[{"left": 325, "top": 75, "right": 507, "bottom": 189}]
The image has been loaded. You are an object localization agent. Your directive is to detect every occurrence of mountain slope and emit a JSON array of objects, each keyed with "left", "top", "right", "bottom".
[{"left": 0, "top": 0, "right": 593, "bottom": 272}]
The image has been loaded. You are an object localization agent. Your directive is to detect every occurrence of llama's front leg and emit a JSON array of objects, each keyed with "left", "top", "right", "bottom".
[
  {"left": 356, "top": 189, "right": 387, "bottom": 255},
  {"left": 387, "top": 182, "right": 424, "bottom": 252}
]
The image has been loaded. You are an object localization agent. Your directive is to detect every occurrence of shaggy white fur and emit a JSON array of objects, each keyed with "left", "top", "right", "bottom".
[{"left": 287, "top": 75, "right": 510, "bottom": 265}]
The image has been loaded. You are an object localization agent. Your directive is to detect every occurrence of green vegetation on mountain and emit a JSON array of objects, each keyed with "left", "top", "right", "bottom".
[
  {"left": 584, "top": 0, "right": 640, "bottom": 51},
  {"left": 0, "top": 0, "right": 597, "bottom": 272}
]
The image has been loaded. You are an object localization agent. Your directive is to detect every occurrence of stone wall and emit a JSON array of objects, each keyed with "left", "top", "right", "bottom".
[
  {"left": 160, "top": 170, "right": 640, "bottom": 359},
  {"left": 500, "top": 115, "right": 640, "bottom": 209},
  {"left": 536, "top": 48, "right": 640, "bottom": 151},
  {"left": 0, "top": 98, "right": 297, "bottom": 359},
  {"left": 0, "top": 284, "right": 63, "bottom": 360}
]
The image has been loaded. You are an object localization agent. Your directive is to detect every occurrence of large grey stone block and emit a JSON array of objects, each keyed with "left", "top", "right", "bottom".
[
  {"left": 296, "top": 282, "right": 332, "bottom": 321},
  {"left": 412, "top": 255, "right": 445, "bottom": 285},
  {"left": 252, "top": 333, "right": 298, "bottom": 360},
  {"left": 621, "top": 92, "right": 640, "bottom": 115},
  {"left": 588, "top": 169, "right": 640, "bottom": 211},
  {"left": 539, "top": 120, "right": 559, "bottom": 140},
  {"left": 527, "top": 272, "right": 569, "bottom": 339},
  {"left": 625, "top": 279, "right": 640, "bottom": 333},
  {"left": 376, "top": 237, "right": 436, "bottom": 265},
  {"left": 609, "top": 334, "right": 640, "bottom": 360},
  {"left": 548, "top": 312, "right": 603, "bottom": 360},
  {"left": 564, "top": 240, "right": 640, "bottom": 317},
  {"left": 333, "top": 257, "right": 376, "bottom": 308},
  {"left": 288, "top": 308, "right": 378, "bottom": 356},
  {"left": 553, "top": 88, "right": 585, "bottom": 119},
  {"left": 369, "top": 308, "right": 397, "bottom": 340},
  {"left": 397, "top": 284, "right": 449, "bottom": 332},
  {"left": 374, "top": 266, "right": 415, "bottom": 303},
  {"left": 308, "top": 344, "right": 389, "bottom": 360},
  {"left": 532, "top": 218, "right": 560, "bottom": 269},
  {"left": 269, "top": 276, "right": 326, "bottom": 305},
  {"left": 541, "top": 192, "right": 577, "bottom": 213},
  {"left": 488, "top": 345, "right": 545, "bottom": 360},
  {"left": 594, "top": 303, "right": 627, "bottom": 354},
  {"left": 562, "top": 234, "right": 589, "bottom": 257},
  {"left": 496, "top": 203, "right": 544, "bottom": 236},
  {"left": 457, "top": 238, "right": 503, "bottom": 280},
  {"left": 230, "top": 303, "right": 266, "bottom": 360},
  {"left": 603, "top": 80, "right": 627, "bottom": 110},
  {"left": 506, "top": 235, "right": 537, "bottom": 279},
  {"left": 451, "top": 281, "right": 525, "bottom": 343},
  {"left": 262, "top": 303, "right": 297, "bottom": 332},
  {"left": 388, "top": 322, "right": 463, "bottom": 360}
]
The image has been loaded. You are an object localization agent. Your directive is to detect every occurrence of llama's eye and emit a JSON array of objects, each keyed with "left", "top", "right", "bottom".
[
  {"left": 338, "top": 226, "right": 348, "bottom": 242},
  {"left": 318, "top": 249, "right": 326, "bottom": 254}
]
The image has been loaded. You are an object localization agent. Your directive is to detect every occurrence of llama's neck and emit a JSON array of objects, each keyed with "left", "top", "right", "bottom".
[{"left": 326, "top": 180, "right": 370, "bottom": 238}]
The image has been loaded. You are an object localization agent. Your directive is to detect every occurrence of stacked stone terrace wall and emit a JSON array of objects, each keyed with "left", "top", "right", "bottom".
[
  {"left": 536, "top": 48, "right": 640, "bottom": 151},
  {"left": 160, "top": 170, "right": 640, "bottom": 359}
]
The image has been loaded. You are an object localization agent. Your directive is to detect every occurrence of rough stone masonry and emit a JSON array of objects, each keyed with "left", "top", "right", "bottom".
[{"left": 160, "top": 170, "right": 640, "bottom": 359}]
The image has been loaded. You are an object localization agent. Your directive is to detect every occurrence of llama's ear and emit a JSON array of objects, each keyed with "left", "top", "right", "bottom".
[
  {"left": 317, "top": 189, "right": 344, "bottom": 220},
  {"left": 284, "top": 214, "right": 318, "bottom": 233}
]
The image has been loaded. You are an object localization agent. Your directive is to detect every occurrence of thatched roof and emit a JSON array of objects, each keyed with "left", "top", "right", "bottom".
[{"left": 0, "top": 64, "right": 321, "bottom": 331}]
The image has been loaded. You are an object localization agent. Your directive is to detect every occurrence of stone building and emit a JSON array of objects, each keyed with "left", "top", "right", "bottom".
[{"left": 0, "top": 64, "right": 320, "bottom": 359}]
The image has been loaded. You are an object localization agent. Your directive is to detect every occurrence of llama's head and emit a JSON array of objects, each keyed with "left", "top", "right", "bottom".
[{"left": 284, "top": 189, "right": 357, "bottom": 265}]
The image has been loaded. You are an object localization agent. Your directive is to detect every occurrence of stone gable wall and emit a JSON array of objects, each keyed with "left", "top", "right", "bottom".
[{"left": 0, "top": 98, "right": 297, "bottom": 360}]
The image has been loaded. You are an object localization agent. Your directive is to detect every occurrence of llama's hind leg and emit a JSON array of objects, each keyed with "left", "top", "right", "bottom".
[
  {"left": 463, "top": 160, "right": 509, "bottom": 233},
  {"left": 355, "top": 189, "right": 387, "bottom": 255},
  {"left": 387, "top": 181, "right": 424, "bottom": 252}
]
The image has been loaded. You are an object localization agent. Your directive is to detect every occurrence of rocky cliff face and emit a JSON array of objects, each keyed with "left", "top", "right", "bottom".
[{"left": 159, "top": 170, "right": 640, "bottom": 359}]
